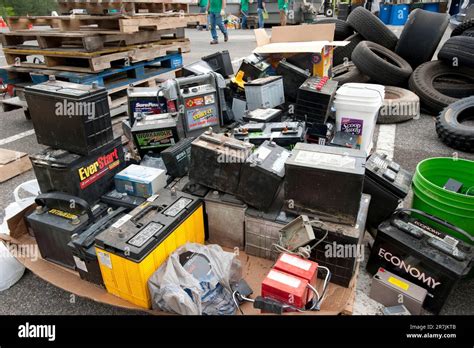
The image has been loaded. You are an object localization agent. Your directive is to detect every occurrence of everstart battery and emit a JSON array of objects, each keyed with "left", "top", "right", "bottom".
[
  {"left": 26, "top": 192, "right": 108, "bottom": 269},
  {"left": 95, "top": 188, "right": 205, "bottom": 308},
  {"left": 202, "top": 50, "right": 234, "bottom": 78},
  {"left": 244, "top": 76, "right": 285, "bottom": 111},
  {"left": 68, "top": 207, "right": 128, "bottom": 286},
  {"left": 181, "top": 84, "right": 220, "bottom": 137},
  {"left": 30, "top": 137, "right": 125, "bottom": 206},
  {"left": 127, "top": 87, "right": 168, "bottom": 126},
  {"left": 261, "top": 269, "right": 309, "bottom": 310},
  {"left": 237, "top": 141, "right": 290, "bottom": 211},
  {"left": 189, "top": 131, "right": 254, "bottom": 195},
  {"left": 233, "top": 122, "right": 305, "bottom": 148},
  {"left": 161, "top": 137, "right": 194, "bottom": 178},
  {"left": 364, "top": 152, "right": 412, "bottom": 234},
  {"left": 309, "top": 194, "right": 371, "bottom": 287},
  {"left": 101, "top": 190, "right": 146, "bottom": 211},
  {"left": 131, "top": 113, "right": 180, "bottom": 157},
  {"left": 367, "top": 211, "right": 474, "bottom": 314},
  {"left": 284, "top": 143, "right": 366, "bottom": 226},
  {"left": 295, "top": 76, "right": 338, "bottom": 125},
  {"left": 276, "top": 60, "right": 311, "bottom": 101},
  {"left": 25, "top": 80, "right": 114, "bottom": 156},
  {"left": 243, "top": 108, "right": 282, "bottom": 123}
]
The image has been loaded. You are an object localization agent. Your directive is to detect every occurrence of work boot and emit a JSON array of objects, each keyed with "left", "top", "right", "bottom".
[
  {"left": 224, "top": 33, "right": 229, "bottom": 42},
  {"left": 210, "top": 39, "right": 218, "bottom": 44}
]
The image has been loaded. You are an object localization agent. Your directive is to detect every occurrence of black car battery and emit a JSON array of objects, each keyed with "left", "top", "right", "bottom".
[
  {"left": 189, "top": 131, "right": 254, "bottom": 195},
  {"left": 101, "top": 190, "right": 146, "bottom": 211},
  {"left": 182, "top": 60, "right": 214, "bottom": 77},
  {"left": 295, "top": 76, "right": 338, "bottom": 125},
  {"left": 127, "top": 87, "right": 168, "bottom": 126},
  {"left": 306, "top": 123, "right": 334, "bottom": 145},
  {"left": 161, "top": 137, "right": 194, "bottom": 178},
  {"left": 367, "top": 209, "right": 474, "bottom": 314},
  {"left": 284, "top": 143, "right": 366, "bottom": 226},
  {"left": 309, "top": 194, "right": 370, "bottom": 287},
  {"left": 243, "top": 108, "right": 282, "bottom": 123},
  {"left": 235, "top": 53, "right": 271, "bottom": 82},
  {"left": 237, "top": 140, "right": 290, "bottom": 211},
  {"left": 233, "top": 122, "right": 305, "bottom": 148},
  {"left": 68, "top": 207, "right": 128, "bottom": 286},
  {"left": 167, "top": 175, "right": 211, "bottom": 198},
  {"left": 25, "top": 80, "right": 114, "bottom": 156},
  {"left": 131, "top": 112, "right": 180, "bottom": 157},
  {"left": 329, "top": 131, "right": 359, "bottom": 149},
  {"left": 26, "top": 192, "right": 108, "bottom": 269},
  {"left": 202, "top": 50, "right": 234, "bottom": 78},
  {"left": 364, "top": 152, "right": 412, "bottom": 234},
  {"left": 276, "top": 60, "right": 311, "bottom": 102},
  {"left": 30, "top": 137, "right": 125, "bottom": 206}
]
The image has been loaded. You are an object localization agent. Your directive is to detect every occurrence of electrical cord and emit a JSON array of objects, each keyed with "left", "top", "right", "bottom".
[{"left": 312, "top": 266, "right": 331, "bottom": 310}]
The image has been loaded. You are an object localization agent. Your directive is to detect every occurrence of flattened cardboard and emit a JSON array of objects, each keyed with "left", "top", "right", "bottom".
[{"left": 0, "top": 148, "right": 32, "bottom": 183}]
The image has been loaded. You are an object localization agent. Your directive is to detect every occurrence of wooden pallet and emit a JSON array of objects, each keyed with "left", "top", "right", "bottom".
[
  {"left": 0, "top": 27, "right": 185, "bottom": 52},
  {"left": 58, "top": 0, "right": 191, "bottom": 15},
  {"left": 3, "top": 38, "right": 190, "bottom": 73},
  {"left": 6, "top": 13, "right": 207, "bottom": 33}
]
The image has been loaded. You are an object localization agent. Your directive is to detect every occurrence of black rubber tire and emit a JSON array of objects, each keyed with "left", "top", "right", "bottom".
[
  {"left": 395, "top": 9, "right": 449, "bottom": 69},
  {"left": 378, "top": 86, "right": 420, "bottom": 124},
  {"left": 435, "top": 96, "right": 474, "bottom": 152},
  {"left": 408, "top": 61, "right": 474, "bottom": 114},
  {"left": 332, "top": 62, "right": 370, "bottom": 84},
  {"left": 438, "top": 36, "right": 474, "bottom": 68},
  {"left": 433, "top": 78, "right": 474, "bottom": 98},
  {"left": 333, "top": 33, "right": 363, "bottom": 66},
  {"left": 346, "top": 7, "right": 398, "bottom": 50},
  {"left": 451, "top": 18, "right": 474, "bottom": 37},
  {"left": 314, "top": 18, "right": 354, "bottom": 40},
  {"left": 462, "top": 28, "right": 474, "bottom": 37},
  {"left": 351, "top": 41, "right": 413, "bottom": 86}
]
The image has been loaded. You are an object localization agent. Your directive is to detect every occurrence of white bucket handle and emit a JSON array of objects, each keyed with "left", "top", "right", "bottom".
[{"left": 342, "top": 85, "right": 385, "bottom": 102}]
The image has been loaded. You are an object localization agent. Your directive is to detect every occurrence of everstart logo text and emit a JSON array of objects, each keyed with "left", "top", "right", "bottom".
[{"left": 78, "top": 148, "right": 120, "bottom": 189}]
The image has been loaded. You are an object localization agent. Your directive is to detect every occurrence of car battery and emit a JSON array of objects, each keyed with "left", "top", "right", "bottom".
[
  {"left": 261, "top": 269, "right": 310, "bottom": 310},
  {"left": 122, "top": 119, "right": 132, "bottom": 140},
  {"left": 25, "top": 80, "right": 114, "bottom": 156},
  {"left": 237, "top": 141, "right": 290, "bottom": 211},
  {"left": 202, "top": 50, "right": 234, "bottom": 78},
  {"left": 95, "top": 188, "right": 205, "bottom": 308},
  {"left": 276, "top": 60, "right": 311, "bottom": 101},
  {"left": 26, "top": 192, "right": 108, "bottom": 269},
  {"left": 366, "top": 210, "right": 474, "bottom": 314},
  {"left": 364, "top": 152, "right": 412, "bottom": 234},
  {"left": 245, "top": 76, "right": 285, "bottom": 111},
  {"left": 232, "top": 96, "right": 247, "bottom": 122},
  {"left": 30, "top": 137, "right": 125, "bottom": 206},
  {"left": 131, "top": 112, "right": 180, "bottom": 157},
  {"left": 167, "top": 175, "right": 210, "bottom": 199},
  {"left": 245, "top": 186, "right": 297, "bottom": 260},
  {"left": 233, "top": 122, "right": 305, "bottom": 148},
  {"left": 243, "top": 108, "right": 282, "bottom": 123},
  {"left": 370, "top": 268, "right": 428, "bottom": 315},
  {"left": 127, "top": 87, "right": 168, "bottom": 126},
  {"left": 284, "top": 143, "right": 366, "bottom": 226},
  {"left": 182, "top": 60, "right": 214, "bottom": 77},
  {"left": 115, "top": 164, "right": 167, "bottom": 198},
  {"left": 189, "top": 131, "right": 254, "bottom": 195},
  {"left": 306, "top": 123, "right": 334, "bottom": 146},
  {"left": 68, "top": 207, "right": 128, "bottom": 286},
  {"left": 295, "top": 76, "right": 338, "bottom": 125},
  {"left": 329, "top": 131, "right": 359, "bottom": 149},
  {"left": 101, "top": 190, "right": 146, "bottom": 211},
  {"left": 161, "top": 137, "right": 194, "bottom": 178},
  {"left": 236, "top": 54, "right": 270, "bottom": 82},
  {"left": 204, "top": 190, "right": 247, "bottom": 249},
  {"left": 309, "top": 194, "right": 371, "bottom": 287}
]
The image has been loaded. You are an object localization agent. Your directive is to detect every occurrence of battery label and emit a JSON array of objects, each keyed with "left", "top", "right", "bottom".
[
  {"left": 204, "top": 94, "right": 215, "bottom": 105},
  {"left": 185, "top": 97, "right": 205, "bottom": 108},
  {"left": 135, "top": 130, "right": 176, "bottom": 150},
  {"left": 48, "top": 209, "right": 78, "bottom": 220},
  {"left": 73, "top": 256, "right": 88, "bottom": 273},
  {"left": 388, "top": 276, "right": 410, "bottom": 291},
  {"left": 164, "top": 197, "right": 192, "bottom": 217},
  {"left": 186, "top": 106, "right": 219, "bottom": 131},
  {"left": 128, "top": 222, "right": 164, "bottom": 248},
  {"left": 253, "top": 146, "right": 271, "bottom": 162},
  {"left": 78, "top": 147, "right": 121, "bottom": 190},
  {"left": 97, "top": 251, "right": 112, "bottom": 269},
  {"left": 272, "top": 151, "right": 290, "bottom": 173},
  {"left": 267, "top": 270, "right": 301, "bottom": 288},
  {"left": 280, "top": 254, "right": 312, "bottom": 271},
  {"left": 112, "top": 214, "right": 132, "bottom": 229},
  {"left": 294, "top": 151, "right": 357, "bottom": 170}
]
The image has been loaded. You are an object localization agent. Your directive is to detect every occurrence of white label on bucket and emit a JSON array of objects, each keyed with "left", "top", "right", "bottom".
[
  {"left": 73, "top": 256, "right": 88, "bottom": 273},
  {"left": 267, "top": 270, "right": 301, "bottom": 288},
  {"left": 97, "top": 251, "right": 112, "bottom": 269},
  {"left": 294, "top": 151, "right": 356, "bottom": 170}
]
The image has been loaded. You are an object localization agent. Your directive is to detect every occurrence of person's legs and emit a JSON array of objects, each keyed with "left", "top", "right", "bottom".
[
  {"left": 257, "top": 8, "right": 264, "bottom": 28},
  {"left": 215, "top": 14, "right": 228, "bottom": 41},
  {"left": 197, "top": 6, "right": 208, "bottom": 30},
  {"left": 241, "top": 10, "right": 248, "bottom": 29},
  {"left": 279, "top": 9, "right": 287, "bottom": 26},
  {"left": 209, "top": 12, "right": 218, "bottom": 42}
]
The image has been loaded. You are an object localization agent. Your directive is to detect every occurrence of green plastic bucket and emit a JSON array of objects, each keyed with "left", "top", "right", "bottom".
[{"left": 412, "top": 157, "right": 474, "bottom": 244}]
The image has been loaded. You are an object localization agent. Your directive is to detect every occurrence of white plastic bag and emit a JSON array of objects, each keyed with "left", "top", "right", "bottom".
[{"left": 0, "top": 242, "right": 25, "bottom": 291}]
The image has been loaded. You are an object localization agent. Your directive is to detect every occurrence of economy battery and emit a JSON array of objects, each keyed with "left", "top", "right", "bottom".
[
  {"left": 309, "top": 194, "right": 371, "bottom": 287},
  {"left": 68, "top": 207, "right": 128, "bottom": 286},
  {"left": 233, "top": 122, "right": 305, "bottom": 148},
  {"left": 94, "top": 188, "right": 205, "bottom": 308},
  {"left": 25, "top": 80, "right": 114, "bottom": 156},
  {"left": 161, "top": 137, "right": 194, "bottom": 178},
  {"left": 101, "top": 190, "right": 146, "bottom": 211},
  {"left": 367, "top": 210, "right": 474, "bottom": 313},
  {"left": 114, "top": 164, "right": 167, "bottom": 198},
  {"left": 243, "top": 108, "right": 282, "bottom": 123},
  {"left": 363, "top": 152, "right": 412, "bottom": 234},
  {"left": 131, "top": 112, "right": 180, "bottom": 157},
  {"left": 244, "top": 76, "right": 285, "bottom": 111},
  {"left": 295, "top": 76, "right": 338, "bottom": 125},
  {"left": 30, "top": 137, "right": 125, "bottom": 206},
  {"left": 189, "top": 131, "right": 254, "bottom": 195},
  {"left": 284, "top": 143, "right": 366, "bottom": 226},
  {"left": 276, "top": 60, "right": 311, "bottom": 101},
  {"left": 237, "top": 141, "right": 290, "bottom": 211},
  {"left": 26, "top": 192, "right": 108, "bottom": 269},
  {"left": 127, "top": 87, "right": 168, "bottom": 126},
  {"left": 204, "top": 190, "right": 247, "bottom": 249},
  {"left": 202, "top": 50, "right": 234, "bottom": 78}
]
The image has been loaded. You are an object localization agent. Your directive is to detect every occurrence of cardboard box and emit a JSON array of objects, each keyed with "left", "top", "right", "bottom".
[
  {"left": 0, "top": 148, "right": 32, "bottom": 183},
  {"left": 253, "top": 24, "right": 348, "bottom": 78},
  {"left": 115, "top": 164, "right": 167, "bottom": 198}
]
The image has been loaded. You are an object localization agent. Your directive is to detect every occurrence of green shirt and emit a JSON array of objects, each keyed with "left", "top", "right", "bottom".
[
  {"left": 199, "top": 0, "right": 208, "bottom": 7},
  {"left": 241, "top": 0, "right": 249, "bottom": 12},
  {"left": 278, "top": 0, "right": 288, "bottom": 10},
  {"left": 209, "top": 0, "right": 223, "bottom": 13}
]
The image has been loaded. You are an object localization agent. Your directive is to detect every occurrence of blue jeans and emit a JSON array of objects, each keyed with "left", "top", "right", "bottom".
[
  {"left": 257, "top": 8, "right": 264, "bottom": 28},
  {"left": 209, "top": 12, "right": 228, "bottom": 41},
  {"left": 241, "top": 10, "right": 248, "bottom": 28}
]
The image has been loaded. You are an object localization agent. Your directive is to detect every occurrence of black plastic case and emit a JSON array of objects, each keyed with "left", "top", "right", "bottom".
[
  {"left": 233, "top": 122, "right": 305, "bottom": 148},
  {"left": 202, "top": 50, "right": 234, "bottom": 78},
  {"left": 276, "top": 60, "right": 311, "bottom": 101},
  {"left": 161, "top": 137, "right": 194, "bottom": 178}
]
